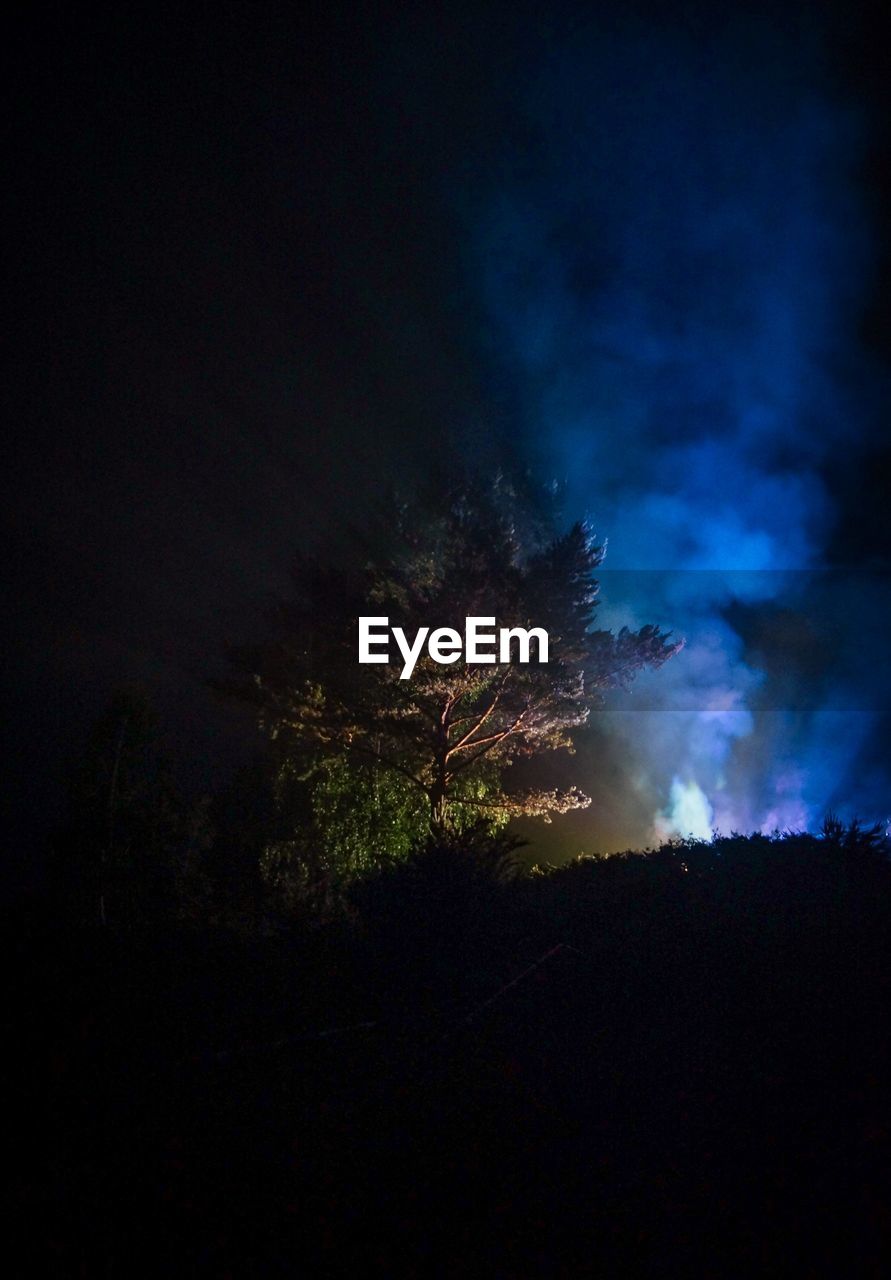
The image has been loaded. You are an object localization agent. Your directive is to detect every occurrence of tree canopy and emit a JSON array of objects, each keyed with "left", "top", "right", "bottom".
[{"left": 224, "top": 481, "right": 682, "bottom": 843}]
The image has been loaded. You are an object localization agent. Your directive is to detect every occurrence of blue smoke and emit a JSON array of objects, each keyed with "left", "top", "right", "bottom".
[{"left": 458, "top": 15, "right": 889, "bottom": 847}]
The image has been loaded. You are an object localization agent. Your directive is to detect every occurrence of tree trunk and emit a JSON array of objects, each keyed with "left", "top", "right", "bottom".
[
  {"left": 429, "top": 726, "right": 449, "bottom": 837},
  {"left": 429, "top": 790, "right": 447, "bottom": 837}
]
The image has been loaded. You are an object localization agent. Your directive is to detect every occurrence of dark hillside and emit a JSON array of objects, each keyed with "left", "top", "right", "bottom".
[{"left": 12, "top": 826, "right": 891, "bottom": 1275}]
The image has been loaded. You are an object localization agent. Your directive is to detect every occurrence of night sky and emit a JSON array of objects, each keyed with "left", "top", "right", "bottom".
[{"left": 6, "top": 2, "right": 891, "bottom": 881}]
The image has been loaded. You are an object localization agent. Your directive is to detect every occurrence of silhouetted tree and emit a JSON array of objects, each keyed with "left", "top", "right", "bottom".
[{"left": 54, "top": 689, "right": 210, "bottom": 927}]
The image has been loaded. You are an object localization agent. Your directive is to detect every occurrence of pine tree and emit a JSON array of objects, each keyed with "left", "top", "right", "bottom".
[{"left": 223, "top": 481, "right": 681, "bottom": 841}]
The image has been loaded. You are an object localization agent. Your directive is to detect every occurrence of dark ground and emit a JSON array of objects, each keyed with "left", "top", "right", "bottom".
[{"left": 11, "top": 833, "right": 891, "bottom": 1276}]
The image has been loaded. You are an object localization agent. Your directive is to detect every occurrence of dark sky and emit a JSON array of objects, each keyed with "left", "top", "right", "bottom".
[{"left": 5, "top": 2, "right": 891, "bottom": 877}]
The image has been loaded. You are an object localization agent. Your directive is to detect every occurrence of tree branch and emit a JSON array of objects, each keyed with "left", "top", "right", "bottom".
[
  {"left": 446, "top": 669, "right": 514, "bottom": 756},
  {"left": 449, "top": 712, "right": 530, "bottom": 774}
]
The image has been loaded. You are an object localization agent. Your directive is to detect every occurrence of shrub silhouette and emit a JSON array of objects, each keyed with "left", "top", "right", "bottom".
[{"left": 350, "top": 824, "right": 524, "bottom": 983}]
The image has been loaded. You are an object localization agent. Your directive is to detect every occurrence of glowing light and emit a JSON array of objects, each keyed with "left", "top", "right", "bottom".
[{"left": 655, "top": 777, "right": 714, "bottom": 842}]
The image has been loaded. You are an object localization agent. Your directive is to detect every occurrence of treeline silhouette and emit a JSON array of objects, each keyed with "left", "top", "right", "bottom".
[{"left": 13, "top": 762, "right": 891, "bottom": 1276}]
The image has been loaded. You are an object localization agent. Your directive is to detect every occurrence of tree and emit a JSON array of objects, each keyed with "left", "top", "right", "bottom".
[
  {"left": 223, "top": 480, "right": 681, "bottom": 845},
  {"left": 257, "top": 752, "right": 430, "bottom": 915},
  {"left": 53, "top": 689, "right": 210, "bottom": 927}
]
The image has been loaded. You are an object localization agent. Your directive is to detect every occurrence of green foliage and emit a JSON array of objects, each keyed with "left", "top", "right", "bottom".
[
  {"left": 223, "top": 478, "right": 680, "bottom": 848},
  {"left": 310, "top": 756, "right": 425, "bottom": 869},
  {"left": 256, "top": 754, "right": 426, "bottom": 917},
  {"left": 253, "top": 747, "right": 516, "bottom": 918}
]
